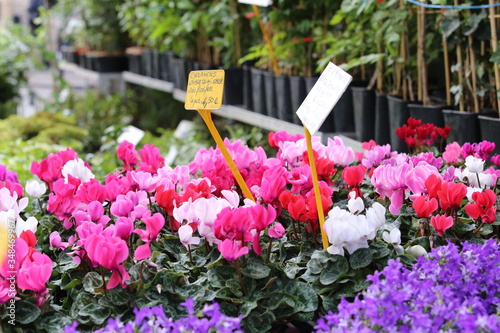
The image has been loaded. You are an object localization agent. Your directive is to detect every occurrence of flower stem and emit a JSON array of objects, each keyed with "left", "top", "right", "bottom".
[
  {"left": 234, "top": 259, "right": 246, "bottom": 296},
  {"left": 100, "top": 266, "right": 108, "bottom": 295},
  {"left": 188, "top": 244, "right": 193, "bottom": 264},
  {"left": 265, "top": 239, "right": 274, "bottom": 263},
  {"left": 37, "top": 198, "right": 43, "bottom": 212}
]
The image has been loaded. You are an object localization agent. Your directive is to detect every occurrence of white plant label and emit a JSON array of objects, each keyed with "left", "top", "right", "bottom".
[
  {"left": 238, "top": 0, "right": 272, "bottom": 7},
  {"left": 296, "top": 62, "right": 352, "bottom": 135}
]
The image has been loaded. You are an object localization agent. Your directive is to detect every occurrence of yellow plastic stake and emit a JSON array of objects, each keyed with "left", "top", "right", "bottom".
[
  {"left": 252, "top": 4, "right": 280, "bottom": 75},
  {"left": 197, "top": 109, "right": 256, "bottom": 203},
  {"left": 304, "top": 127, "right": 329, "bottom": 250}
]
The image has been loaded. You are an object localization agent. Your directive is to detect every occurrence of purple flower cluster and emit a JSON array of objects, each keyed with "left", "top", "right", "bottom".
[
  {"left": 65, "top": 299, "right": 243, "bottom": 333},
  {"left": 315, "top": 240, "right": 500, "bottom": 333}
]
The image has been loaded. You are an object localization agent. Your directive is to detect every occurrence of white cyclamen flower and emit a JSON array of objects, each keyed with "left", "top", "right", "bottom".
[
  {"left": 406, "top": 245, "right": 427, "bottom": 258},
  {"left": 25, "top": 180, "right": 47, "bottom": 198},
  {"left": 16, "top": 216, "right": 38, "bottom": 236},
  {"left": 382, "top": 228, "right": 404, "bottom": 255},
  {"left": 465, "top": 155, "right": 484, "bottom": 174},
  {"left": 347, "top": 192, "right": 364, "bottom": 215},
  {"left": 178, "top": 224, "right": 200, "bottom": 249},
  {"left": 62, "top": 158, "right": 95, "bottom": 182}
]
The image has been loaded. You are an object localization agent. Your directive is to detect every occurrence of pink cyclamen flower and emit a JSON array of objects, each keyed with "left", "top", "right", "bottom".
[
  {"left": 430, "top": 214, "right": 454, "bottom": 236},
  {"left": 49, "top": 231, "right": 69, "bottom": 249},
  {"left": 268, "top": 222, "right": 286, "bottom": 238},
  {"left": 117, "top": 141, "right": 139, "bottom": 171},
  {"left": 178, "top": 224, "right": 200, "bottom": 249},
  {"left": 218, "top": 239, "right": 249, "bottom": 261},
  {"left": 85, "top": 233, "right": 129, "bottom": 270},
  {"left": 138, "top": 144, "right": 165, "bottom": 174},
  {"left": 17, "top": 252, "right": 53, "bottom": 294},
  {"left": 442, "top": 142, "right": 463, "bottom": 164},
  {"left": 134, "top": 212, "right": 165, "bottom": 260}
]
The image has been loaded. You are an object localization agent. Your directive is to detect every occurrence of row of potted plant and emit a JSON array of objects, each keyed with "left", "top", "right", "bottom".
[
  {"left": 53, "top": 0, "right": 500, "bottom": 152},
  {"left": 1, "top": 115, "right": 499, "bottom": 331}
]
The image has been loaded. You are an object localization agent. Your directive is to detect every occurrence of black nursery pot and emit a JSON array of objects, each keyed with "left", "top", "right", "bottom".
[
  {"left": 375, "top": 91, "right": 391, "bottom": 145},
  {"left": 387, "top": 95, "right": 412, "bottom": 153},
  {"left": 93, "top": 56, "right": 128, "bottom": 73},
  {"left": 263, "top": 70, "right": 278, "bottom": 118},
  {"left": 159, "top": 51, "right": 171, "bottom": 82},
  {"left": 352, "top": 86, "right": 376, "bottom": 142},
  {"left": 141, "top": 48, "right": 154, "bottom": 78},
  {"left": 275, "top": 74, "right": 295, "bottom": 123},
  {"left": 289, "top": 75, "right": 307, "bottom": 125},
  {"left": 222, "top": 67, "right": 244, "bottom": 106},
  {"left": 151, "top": 50, "right": 161, "bottom": 79},
  {"left": 408, "top": 104, "right": 446, "bottom": 128},
  {"left": 250, "top": 68, "right": 267, "bottom": 115},
  {"left": 127, "top": 54, "right": 142, "bottom": 75},
  {"left": 242, "top": 65, "right": 254, "bottom": 111},
  {"left": 443, "top": 110, "right": 480, "bottom": 145},
  {"left": 479, "top": 114, "right": 500, "bottom": 155}
]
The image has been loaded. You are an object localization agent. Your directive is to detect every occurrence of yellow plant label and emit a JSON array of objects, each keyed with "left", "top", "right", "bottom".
[{"left": 185, "top": 70, "right": 225, "bottom": 110}]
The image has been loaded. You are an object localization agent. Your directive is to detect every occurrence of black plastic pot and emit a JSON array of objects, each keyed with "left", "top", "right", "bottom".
[
  {"left": 387, "top": 95, "right": 413, "bottom": 153},
  {"left": 222, "top": 67, "right": 244, "bottom": 106},
  {"left": 443, "top": 110, "right": 480, "bottom": 145},
  {"left": 159, "top": 51, "right": 171, "bottom": 82},
  {"left": 141, "top": 48, "right": 154, "bottom": 77},
  {"left": 275, "top": 74, "right": 295, "bottom": 123},
  {"left": 289, "top": 75, "right": 306, "bottom": 124},
  {"left": 151, "top": 50, "right": 161, "bottom": 79},
  {"left": 250, "top": 67, "right": 267, "bottom": 115},
  {"left": 479, "top": 114, "right": 500, "bottom": 155},
  {"left": 93, "top": 56, "right": 128, "bottom": 73},
  {"left": 171, "top": 58, "right": 189, "bottom": 91},
  {"left": 408, "top": 104, "right": 446, "bottom": 128},
  {"left": 242, "top": 65, "right": 253, "bottom": 111},
  {"left": 263, "top": 71, "right": 278, "bottom": 118},
  {"left": 127, "top": 54, "right": 142, "bottom": 75},
  {"left": 352, "top": 87, "right": 376, "bottom": 142},
  {"left": 375, "top": 91, "right": 391, "bottom": 145}
]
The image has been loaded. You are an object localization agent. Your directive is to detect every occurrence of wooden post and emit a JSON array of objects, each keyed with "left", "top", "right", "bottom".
[
  {"left": 489, "top": 0, "right": 500, "bottom": 115},
  {"left": 252, "top": 5, "right": 280, "bottom": 75},
  {"left": 467, "top": 10, "right": 480, "bottom": 113},
  {"left": 443, "top": 33, "right": 452, "bottom": 106},
  {"left": 418, "top": 5, "right": 430, "bottom": 105}
]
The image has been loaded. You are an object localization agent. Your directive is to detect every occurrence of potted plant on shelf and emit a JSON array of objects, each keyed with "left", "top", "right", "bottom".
[
  {"left": 80, "top": 0, "right": 130, "bottom": 73},
  {"left": 441, "top": 6, "right": 491, "bottom": 145}
]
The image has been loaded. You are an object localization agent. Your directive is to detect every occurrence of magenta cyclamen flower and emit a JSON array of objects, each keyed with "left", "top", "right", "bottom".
[
  {"left": 218, "top": 239, "right": 249, "bottom": 261},
  {"left": 134, "top": 212, "right": 165, "bottom": 260}
]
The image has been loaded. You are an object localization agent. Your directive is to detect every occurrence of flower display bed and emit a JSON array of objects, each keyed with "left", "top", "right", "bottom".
[{"left": 1, "top": 118, "right": 500, "bottom": 332}]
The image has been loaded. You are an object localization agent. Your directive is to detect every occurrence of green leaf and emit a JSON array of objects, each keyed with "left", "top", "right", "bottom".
[
  {"left": 284, "top": 263, "right": 301, "bottom": 279},
  {"left": 241, "top": 258, "right": 271, "bottom": 279},
  {"left": 349, "top": 248, "right": 374, "bottom": 270},
  {"left": 79, "top": 303, "right": 111, "bottom": 325},
  {"left": 61, "top": 278, "right": 82, "bottom": 290},
  {"left": 320, "top": 295, "right": 340, "bottom": 312},
  {"left": 490, "top": 48, "right": 500, "bottom": 64},
  {"left": 83, "top": 271, "right": 104, "bottom": 294},
  {"left": 37, "top": 312, "right": 73, "bottom": 333},
  {"left": 440, "top": 17, "right": 460, "bottom": 38},
  {"left": 15, "top": 300, "right": 41, "bottom": 324},
  {"left": 243, "top": 310, "right": 275, "bottom": 333},
  {"left": 306, "top": 258, "right": 326, "bottom": 275},
  {"left": 319, "top": 256, "right": 349, "bottom": 285},
  {"left": 109, "top": 288, "right": 131, "bottom": 306},
  {"left": 225, "top": 278, "right": 243, "bottom": 297}
]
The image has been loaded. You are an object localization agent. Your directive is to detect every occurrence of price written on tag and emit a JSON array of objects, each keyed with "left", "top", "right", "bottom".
[
  {"left": 185, "top": 70, "right": 225, "bottom": 110},
  {"left": 238, "top": 0, "right": 273, "bottom": 6},
  {"left": 296, "top": 62, "right": 353, "bottom": 135}
]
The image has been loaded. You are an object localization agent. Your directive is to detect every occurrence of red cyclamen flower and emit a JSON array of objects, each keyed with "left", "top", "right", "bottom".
[
  {"left": 412, "top": 194, "right": 438, "bottom": 218},
  {"left": 464, "top": 189, "right": 497, "bottom": 224},
  {"left": 430, "top": 214, "right": 454, "bottom": 236}
]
